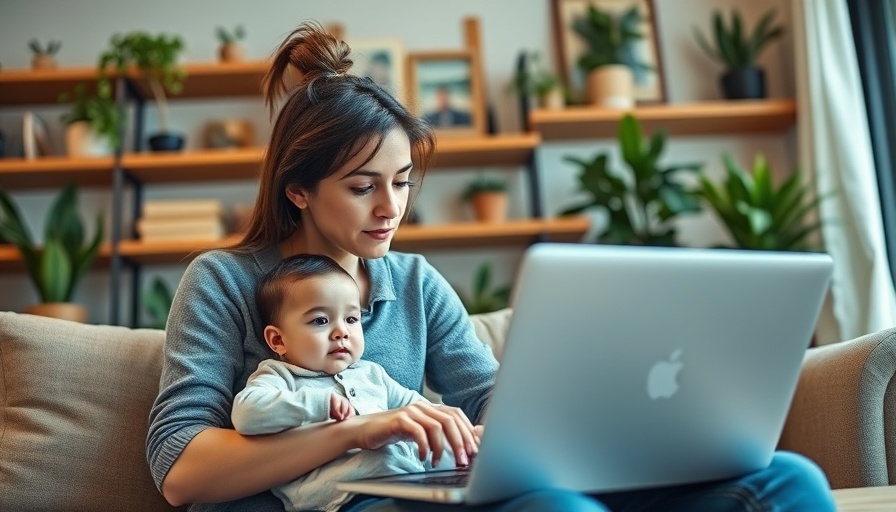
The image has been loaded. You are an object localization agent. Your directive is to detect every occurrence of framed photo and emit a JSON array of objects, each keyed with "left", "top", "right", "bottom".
[
  {"left": 551, "top": 0, "right": 666, "bottom": 104},
  {"left": 407, "top": 50, "right": 486, "bottom": 137},
  {"left": 22, "top": 111, "right": 52, "bottom": 159},
  {"left": 349, "top": 38, "right": 407, "bottom": 105}
]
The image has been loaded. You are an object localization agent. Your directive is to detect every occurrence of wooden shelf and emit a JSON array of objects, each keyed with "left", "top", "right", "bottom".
[
  {"left": 0, "top": 67, "right": 97, "bottom": 105},
  {"left": 0, "top": 244, "right": 115, "bottom": 272},
  {"left": 433, "top": 134, "right": 539, "bottom": 167},
  {"left": 0, "top": 61, "right": 267, "bottom": 106},
  {"left": 531, "top": 99, "right": 797, "bottom": 140},
  {"left": 115, "top": 217, "right": 590, "bottom": 265},
  {"left": 122, "top": 148, "right": 264, "bottom": 183},
  {"left": 0, "top": 155, "right": 114, "bottom": 189}
]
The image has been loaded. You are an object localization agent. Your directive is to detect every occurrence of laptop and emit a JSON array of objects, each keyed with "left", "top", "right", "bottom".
[{"left": 337, "top": 243, "right": 834, "bottom": 504}]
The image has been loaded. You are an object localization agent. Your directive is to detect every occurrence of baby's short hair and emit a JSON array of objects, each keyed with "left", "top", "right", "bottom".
[{"left": 256, "top": 254, "right": 355, "bottom": 326}]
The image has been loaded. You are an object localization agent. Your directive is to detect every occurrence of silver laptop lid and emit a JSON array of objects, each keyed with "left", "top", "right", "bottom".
[{"left": 466, "top": 243, "right": 833, "bottom": 504}]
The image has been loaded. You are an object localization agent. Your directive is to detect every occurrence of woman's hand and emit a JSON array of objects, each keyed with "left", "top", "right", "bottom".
[
  {"left": 329, "top": 393, "right": 356, "bottom": 421},
  {"left": 349, "top": 402, "right": 480, "bottom": 467}
]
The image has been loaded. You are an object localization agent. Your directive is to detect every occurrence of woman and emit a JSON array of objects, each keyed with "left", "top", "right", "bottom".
[{"left": 146, "top": 21, "right": 836, "bottom": 512}]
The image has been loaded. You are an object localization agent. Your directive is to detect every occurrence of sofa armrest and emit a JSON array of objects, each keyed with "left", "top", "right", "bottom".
[{"left": 779, "top": 327, "right": 896, "bottom": 489}]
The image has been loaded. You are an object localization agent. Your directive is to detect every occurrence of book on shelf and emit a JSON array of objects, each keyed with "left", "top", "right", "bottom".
[
  {"left": 136, "top": 217, "right": 225, "bottom": 242},
  {"left": 142, "top": 199, "right": 223, "bottom": 219}
]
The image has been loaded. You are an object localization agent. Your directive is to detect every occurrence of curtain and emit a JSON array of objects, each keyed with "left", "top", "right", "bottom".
[{"left": 791, "top": 0, "right": 896, "bottom": 340}]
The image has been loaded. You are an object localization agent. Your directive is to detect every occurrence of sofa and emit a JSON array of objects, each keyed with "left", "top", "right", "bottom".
[{"left": 0, "top": 309, "right": 893, "bottom": 511}]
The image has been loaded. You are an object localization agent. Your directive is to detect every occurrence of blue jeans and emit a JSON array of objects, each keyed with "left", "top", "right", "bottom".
[{"left": 340, "top": 452, "right": 836, "bottom": 512}]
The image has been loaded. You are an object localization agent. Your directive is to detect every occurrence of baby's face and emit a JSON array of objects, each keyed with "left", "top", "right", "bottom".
[{"left": 273, "top": 274, "right": 364, "bottom": 374}]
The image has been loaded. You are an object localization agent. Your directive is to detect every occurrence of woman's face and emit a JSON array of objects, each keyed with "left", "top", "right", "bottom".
[{"left": 288, "top": 127, "right": 414, "bottom": 261}]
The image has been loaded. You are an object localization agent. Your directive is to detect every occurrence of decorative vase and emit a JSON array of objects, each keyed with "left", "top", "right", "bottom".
[
  {"left": 148, "top": 132, "right": 185, "bottom": 152},
  {"left": 31, "top": 54, "right": 57, "bottom": 70},
  {"left": 720, "top": 67, "right": 767, "bottom": 100},
  {"left": 587, "top": 65, "right": 634, "bottom": 109},
  {"left": 65, "top": 121, "right": 113, "bottom": 157},
  {"left": 25, "top": 303, "right": 88, "bottom": 323},
  {"left": 470, "top": 192, "right": 508, "bottom": 223},
  {"left": 219, "top": 43, "right": 244, "bottom": 63}
]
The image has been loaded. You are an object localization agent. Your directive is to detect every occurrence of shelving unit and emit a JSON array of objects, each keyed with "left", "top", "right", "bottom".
[{"left": 531, "top": 99, "right": 797, "bottom": 140}]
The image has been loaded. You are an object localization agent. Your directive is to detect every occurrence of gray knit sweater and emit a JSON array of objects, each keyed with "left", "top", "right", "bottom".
[{"left": 146, "top": 246, "right": 498, "bottom": 511}]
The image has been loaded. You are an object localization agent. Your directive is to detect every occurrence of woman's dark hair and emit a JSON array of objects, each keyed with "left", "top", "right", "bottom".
[
  {"left": 257, "top": 253, "right": 355, "bottom": 326},
  {"left": 234, "top": 21, "right": 435, "bottom": 252}
]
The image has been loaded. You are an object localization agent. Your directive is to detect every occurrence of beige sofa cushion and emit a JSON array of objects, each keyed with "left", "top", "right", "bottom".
[{"left": 0, "top": 312, "right": 177, "bottom": 512}]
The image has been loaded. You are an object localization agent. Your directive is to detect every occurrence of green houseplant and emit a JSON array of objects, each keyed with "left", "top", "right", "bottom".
[
  {"left": 461, "top": 174, "right": 509, "bottom": 223},
  {"left": 98, "top": 31, "right": 186, "bottom": 151},
  {"left": 571, "top": 4, "right": 649, "bottom": 107},
  {"left": 510, "top": 50, "right": 564, "bottom": 109},
  {"left": 693, "top": 8, "right": 784, "bottom": 99},
  {"left": 698, "top": 153, "right": 826, "bottom": 251},
  {"left": 560, "top": 114, "right": 703, "bottom": 246},
  {"left": 0, "top": 184, "right": 104, "bottom": 321},
  {"left": 58, "top": 81, "right": 124, "bottom": 156},
  {"left": 456, "top": 261, "right": 511, "bottom": 315},
  {"left": 216, "top": 24, "right": 246, "bottom": 62},
  {"left": 28, "top": 38, "right": 61, "bottom": 69},
  {"left": 143, "top": 276, "right": 174, "bottom": 329}
]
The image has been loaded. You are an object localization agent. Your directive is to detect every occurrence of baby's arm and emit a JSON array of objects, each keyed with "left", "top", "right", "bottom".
[{"left": 231, "top": 362, "right": 333, "bottom": 435}]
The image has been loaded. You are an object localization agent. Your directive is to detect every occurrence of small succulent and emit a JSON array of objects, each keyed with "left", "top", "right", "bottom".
[
  {"left": 28, "top": 39, "right": 62, "bottom": 56},
  {"left": 216, "top": 25, "right": 246, "bottom": 44},
  {"left": 572, "top": 4, "right": 650, "bottom": 73}
]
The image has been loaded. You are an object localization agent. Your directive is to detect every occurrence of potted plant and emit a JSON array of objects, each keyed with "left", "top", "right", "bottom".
[
  {"left": 510, "top": 50, "right": 564, "bottom": 110},
  {"left": 693, "top": 8, "right": 784, "bottom": 99},
  {"left": 28, "top": 39, "right": 61, "bottom": 70},
  {"left": 571, "top": 4, "right": 650, "bottom": 108},
  {"left": 143, "top": 276, "right": 173, "bottom": 329},
  {"left": 698, "top": 153, "right": 826, "bottom": 250},
  {"left": 58, "top": 81, "right": 123, "bottom": 157},
  {"left": 455, "top": 261, "right": 511, "bottom": 315},
  {"left": 461, "top": 174, "right": 509, "bottom": 223},
  {"left": 560, "top": 114, "right": 703, "bottom": 246},
  {"left": 98, "top": 31, "right": 186, "bottom": 151},
  {"left": 216, "top": 25, "right": 246, "bottom": 63},
  {"left": 0, "top": 184, "right": 104, "bottom": 322}
]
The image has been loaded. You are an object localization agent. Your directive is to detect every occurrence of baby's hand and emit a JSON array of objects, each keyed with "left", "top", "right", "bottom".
[{"left": 330, "top": 393, "right": 355, "bottom": 421}]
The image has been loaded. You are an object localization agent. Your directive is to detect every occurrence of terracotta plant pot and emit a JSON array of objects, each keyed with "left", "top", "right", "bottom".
[
  {"left": 219, "top": 43, "right": 244, "bottom": 63},
  {"left": 470, "top": 192, "right": 508, "bottom": 223},
  {"left": 25, "top": 303, "right": 88, "bottom": 323},
  {"left": 31, "top": 54, "right": 57, "bottom": 70},
  {"left": 587, "top": 65, "right": 634, "bottom": 109},
  {"left": 539, "top": 87, "right": 565, "bottom": 110}
]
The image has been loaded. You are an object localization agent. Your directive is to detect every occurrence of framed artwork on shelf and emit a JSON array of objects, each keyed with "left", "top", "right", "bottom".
[
  {"left": 551, "top": 0, "right": 666, "bottom": 104},
  {"left": 348, "top": 38, "right": 407, "bottom": 105},
  {"left": 407, "top": 50, "right": 486, "bottom": 137}
]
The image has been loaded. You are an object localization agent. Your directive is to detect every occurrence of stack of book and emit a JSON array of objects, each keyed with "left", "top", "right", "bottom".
[{"left": 137, "top": 199, "right": 225, "bottom": 243}]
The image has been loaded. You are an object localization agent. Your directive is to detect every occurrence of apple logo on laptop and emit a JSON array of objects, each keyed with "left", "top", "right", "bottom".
[{"left": 647, "top": 349, "right": 683, "bottom": 400}]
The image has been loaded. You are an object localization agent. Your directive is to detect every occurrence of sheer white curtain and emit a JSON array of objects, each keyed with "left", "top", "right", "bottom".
[{"left": 791, "top": 0, "right": 896, "bottom": 340}]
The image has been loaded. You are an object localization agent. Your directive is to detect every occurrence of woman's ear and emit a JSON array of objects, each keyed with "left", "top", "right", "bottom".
[
  {"left": 285, "top": 184, "right": 309, "bottom": 210},
  {"left": 264, "top": 325, "right": 287, "bottom": 356}
]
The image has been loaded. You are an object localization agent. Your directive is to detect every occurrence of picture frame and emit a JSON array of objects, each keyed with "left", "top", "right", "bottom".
[
  {"left": 348, "top": 38, "right": 407, "bottom": 105},
  {"left": 22, "top": 111, "right": 52, "bottom": 160},
  {"left": 406, "top": 50, "right": 486, "bottom": 137},
  {"left": 551, "top": 0, "right": 666, "bottom": 104}
]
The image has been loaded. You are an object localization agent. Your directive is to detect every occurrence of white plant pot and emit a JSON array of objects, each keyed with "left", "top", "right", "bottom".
[
  {"left": 587, "top": 65, "right": 635, "bottom": 109},
  {"left": 65, "top": 121, "right": 113, "bottom": 157}
]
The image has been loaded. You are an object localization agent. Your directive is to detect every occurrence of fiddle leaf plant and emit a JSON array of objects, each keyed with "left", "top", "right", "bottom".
[
  {"left": 560, "top": 114, "right": 704, "bottom": 246},
  {"left": 0, "top": 184, "right": 104, "bottom": 303},
  {"left": 698, "top": 153, "right": 827, "bottom": 251}
]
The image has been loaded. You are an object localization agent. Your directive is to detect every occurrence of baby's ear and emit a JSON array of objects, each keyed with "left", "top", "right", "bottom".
[{"left": 263, "top": 325, "right": 286, "bottom": 356}]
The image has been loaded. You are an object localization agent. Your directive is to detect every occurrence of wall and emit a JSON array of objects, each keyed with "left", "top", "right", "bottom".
[{"left": 0, "top": 0, "right": 811, "bottom": 332}]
